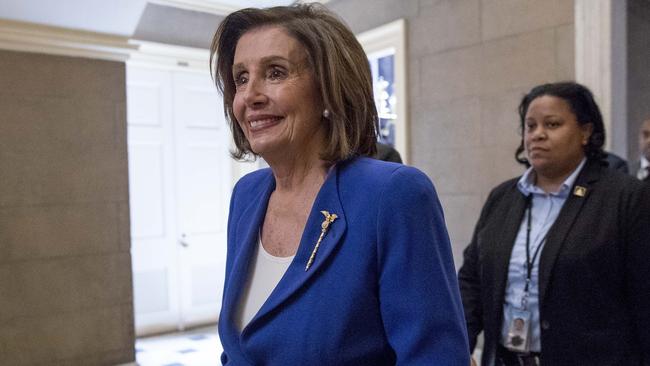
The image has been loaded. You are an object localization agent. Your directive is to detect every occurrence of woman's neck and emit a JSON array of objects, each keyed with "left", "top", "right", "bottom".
[
  {"left": 267, "top": 151, "right": 331, "bottom": 193},
  {"left": 534, "top": 172, "right": 568, "bottom": 194},
  {"left": 534, "top": 158, "right": 584, "bottom": 193}
]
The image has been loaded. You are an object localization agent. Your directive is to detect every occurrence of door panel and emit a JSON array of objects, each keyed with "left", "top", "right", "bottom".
[
  {"left": 128, "top": 65, "right": 231, "bottom": 335},
  {"left": 172, "top": 71, "right": 230, "bottom": 327},
  {"left": 127, "top": 66, "right": 181, "bottom": 335}
]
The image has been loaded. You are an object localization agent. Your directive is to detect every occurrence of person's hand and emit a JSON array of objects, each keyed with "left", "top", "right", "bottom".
[{"left": 470, "top": 356, "right": 478, "bottom": 366}]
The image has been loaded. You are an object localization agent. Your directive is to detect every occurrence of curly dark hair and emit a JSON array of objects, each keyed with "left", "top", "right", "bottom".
[{"left": 515, "top": 81, "right": 606, "bottom": 166}]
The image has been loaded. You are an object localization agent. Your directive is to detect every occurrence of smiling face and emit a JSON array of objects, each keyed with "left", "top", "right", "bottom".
[
  {"left": 231, "top": 25, "right": 325, "bottom": 161},
  {"left": 524, "top": 95, "right": 593, "bottom": 179}
]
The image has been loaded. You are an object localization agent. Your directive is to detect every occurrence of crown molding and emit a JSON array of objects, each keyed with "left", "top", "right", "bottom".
[
  {"left": 127, "top": 39, "right": 211, "bottom": 72},
  {"left": 0, "top": 19, "right": 136, "bottom": 62},
  {"left": 147, "top": 0, "right": 239, "bottom": 15}
]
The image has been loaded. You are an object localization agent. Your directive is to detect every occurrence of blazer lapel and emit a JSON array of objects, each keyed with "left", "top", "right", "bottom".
[
  {"left": 538, "top": 161, "right": 600, "bottom": 303},
  {"left": 221, "top": 172, "right": 275, "bottom": 337},
  {"left": 242, "top": 164, "right": 347, "bottom": 335}
]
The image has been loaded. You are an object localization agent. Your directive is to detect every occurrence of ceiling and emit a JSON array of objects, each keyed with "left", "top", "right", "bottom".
[{"left": 0, "top": 0, "right": 295, "bottom": 36}]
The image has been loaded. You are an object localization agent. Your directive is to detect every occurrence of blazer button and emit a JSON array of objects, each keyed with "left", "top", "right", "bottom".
[{"left": 541, "top": 320, "right": 550, "bottom": 330}]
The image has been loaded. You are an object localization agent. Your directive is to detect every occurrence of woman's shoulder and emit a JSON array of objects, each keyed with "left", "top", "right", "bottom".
[
  {"left": 587, "top": 159, "right": 647, "bottom": 194},
  {"left": 340, "top": 157, "right": 431, "bottom": 186}
]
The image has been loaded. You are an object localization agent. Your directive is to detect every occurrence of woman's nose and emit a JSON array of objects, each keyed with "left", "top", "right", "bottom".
[
  {"left": 243, "top": 77, "right": 268, "bottom": 107},
  {"left": 530, "top": 127, "right": 546, "bottom": 140}
]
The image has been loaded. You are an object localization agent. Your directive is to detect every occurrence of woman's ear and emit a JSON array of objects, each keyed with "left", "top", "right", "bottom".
[{"left": 581, "top": 122, "right": 594, "bottom": 145}]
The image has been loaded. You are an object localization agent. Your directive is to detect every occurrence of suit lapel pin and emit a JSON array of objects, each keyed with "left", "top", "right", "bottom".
[
  {"left": 573, "top": 185, "right": 587, "bottom": 197},
  {"left": 305, "top": 210, "right": 338, "bottom": 271}
]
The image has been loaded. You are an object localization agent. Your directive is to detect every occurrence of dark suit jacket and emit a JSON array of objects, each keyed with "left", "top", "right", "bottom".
[
  {"left": 219, "top": 157, "right": 469, "bottom": 365},
  {"left": 374, "top": 142, "right": 403, "bottom": 163},
  {"left": 458, "top": 159, "right": 650, "bottom": 366},
  {"left": 604, "top": 151, "right": 629, "bottom": 174}
]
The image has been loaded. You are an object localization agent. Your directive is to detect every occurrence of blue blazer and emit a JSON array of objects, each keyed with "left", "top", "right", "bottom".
[{"left": 219, "top": 157, "right": 469, "bottom": 365}]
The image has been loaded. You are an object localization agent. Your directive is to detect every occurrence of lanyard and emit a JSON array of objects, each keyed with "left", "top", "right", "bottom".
[{"left": 522, "top": 195, "right": 545, "bottom": 309}]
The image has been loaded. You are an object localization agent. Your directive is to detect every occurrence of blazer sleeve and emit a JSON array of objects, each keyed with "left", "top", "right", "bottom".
[
  {"left": 376, "top": 166, "right": 470, "bottom": 365},
  {"left": 624, "top": 183, "right": 650, "bottom": 363},
  {"left": 456, "top": 187, "right": 500, "bottom": 352}
]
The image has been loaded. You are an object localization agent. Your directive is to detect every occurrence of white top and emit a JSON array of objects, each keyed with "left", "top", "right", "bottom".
[{"left": 235, "top": 235, "right": 294, "bottom": 331}]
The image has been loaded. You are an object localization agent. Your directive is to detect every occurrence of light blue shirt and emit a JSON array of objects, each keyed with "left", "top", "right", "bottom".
[{"left": 500, "top": 158, "right": 586, "bottom": 352}]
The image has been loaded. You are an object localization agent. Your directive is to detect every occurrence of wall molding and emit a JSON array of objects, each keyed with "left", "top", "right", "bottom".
[
  {"left": 148, "top": 0, "right": 239, "bottom": 15},
  {"left": 127, "top": 40, "right": 211, "bottom": 72},
  {"left": 0, "top": 19, "right": 136, "bottom": 62}
]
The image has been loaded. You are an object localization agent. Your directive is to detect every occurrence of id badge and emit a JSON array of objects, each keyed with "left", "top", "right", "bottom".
[{"left": 504, "top": 308, "right": 531, "bottom": 353}]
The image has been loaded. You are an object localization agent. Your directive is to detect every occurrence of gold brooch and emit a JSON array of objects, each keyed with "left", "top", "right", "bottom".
[{"left": 305, "top": 210, "right": 338, "bottom": 271}]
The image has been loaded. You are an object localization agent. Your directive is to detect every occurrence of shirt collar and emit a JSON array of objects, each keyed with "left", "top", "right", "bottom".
[{"left": 517, "top": 158, "right": 587, "bottom": 197}]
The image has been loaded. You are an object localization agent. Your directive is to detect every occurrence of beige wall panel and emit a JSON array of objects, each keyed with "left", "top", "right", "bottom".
[
  {"left": 414, "top": 147, "right": 486, "bottom": 195},
  {"left": 477, "top": 146, "right": 526, "bottom": 196},
  {"left": 479, "top": 88, "right": 528, "bottom": 147},
  {"left": 0, "top": 49, "right": 134, "bottom": 364},
  {"left": 410, "top": 0, "right": 480, "bottom": 56},
  {"left": 411, "top": 97, "right": 481, "bottom": 149},
  {"left": 118, "top": 201, "right": 132, "bottom": 251},
  {"left": 480, "top": 29, "right": 557, "bottom": 95},
  {"left": 481, "top": 0, "right": 574, "bottom": 41},
  {"left": 0, "top": 96, "right": 127, "bottom": 206},
  {"left": 438, "top": 194, "right": 484, "bottom": 266},
  {"left": 0, "top": 203, "right": 123, "bottom": 262},
  {"left": 555, "top": 24, "right": 575, "bottom": 80},
  {"left": 0, "top": 254, "right": 132, "bottom": 323},
  {"left": 0, "top": 51, "right": 125, "bottom": 102},
  {"left": 0, "top": 305, "right": 134, "bottom": 365},
  {"left": 420, "top": 45, "right": 482, "bottom": 103},
  {"left": 418, "top": 0, "right": 440, "bottom": 8},
  {"left": 408, "top": 58, "right": 421, "bottom": 107},
  {"left": 114, "top": 100, "right": 129, "bottom": 157}
]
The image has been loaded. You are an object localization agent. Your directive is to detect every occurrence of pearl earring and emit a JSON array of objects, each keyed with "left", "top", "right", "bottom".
[{"left": 322, "top": 109, "right": 330, "bottom": 118}]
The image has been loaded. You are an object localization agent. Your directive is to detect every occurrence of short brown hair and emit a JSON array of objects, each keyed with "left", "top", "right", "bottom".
[{"left": 210, "top": 3, "right": 377, "bottom": 161}]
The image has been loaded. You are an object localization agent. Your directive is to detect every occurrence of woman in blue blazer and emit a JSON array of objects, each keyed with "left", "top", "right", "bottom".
[{"left": 210, "top": 4, "right": 469, "bottom": 365}]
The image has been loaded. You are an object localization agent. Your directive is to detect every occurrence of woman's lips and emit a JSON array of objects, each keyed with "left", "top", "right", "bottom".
[{"left": 248, "top": 116, "right": 283, "bottom": 131}]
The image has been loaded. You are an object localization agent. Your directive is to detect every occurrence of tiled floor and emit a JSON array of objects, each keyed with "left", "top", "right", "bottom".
[{"left": 135, "top": 325, "right": 222, "bottom": 366}]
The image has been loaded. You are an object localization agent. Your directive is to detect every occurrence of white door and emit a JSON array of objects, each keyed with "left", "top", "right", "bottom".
[
  {"left": 127, "top": 65, "right": 230, "bottom": 335},
  {"left": 172, "top": 71, "right": 230, "bottom": 328}
]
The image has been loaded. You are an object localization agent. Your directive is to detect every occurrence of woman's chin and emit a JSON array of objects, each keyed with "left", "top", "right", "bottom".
[
  {"left": 530, "top": 160, "right": 554, "bottom": 175},
  {"left": 250, "top": 143, "right": 284, "bottom": 160}
]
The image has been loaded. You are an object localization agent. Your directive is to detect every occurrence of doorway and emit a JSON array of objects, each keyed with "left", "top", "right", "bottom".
[{"left": 127, "top": 63, "right": 230, "bottom": 336}]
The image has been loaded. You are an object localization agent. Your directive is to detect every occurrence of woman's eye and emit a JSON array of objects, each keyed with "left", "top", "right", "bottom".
[
  {"left": 546, "top": 121, "right": 560, "bottom": 128},
  {"left": 268, "top": 67, "right": 286, "bottom": 80},
  {"left": 234, "top": 73, "right": 248, "bottom": 86}
]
